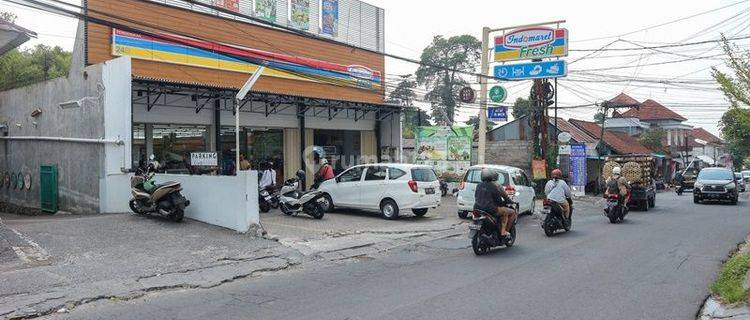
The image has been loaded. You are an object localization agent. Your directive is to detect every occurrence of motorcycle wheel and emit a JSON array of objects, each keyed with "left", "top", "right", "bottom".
[
  {"left": 563, "top": 215, "right": 572, "bottom": 232},
  {"left": 471, "top": 233, "right": 488, "bottom": 256},
  {"left": 441, "top": 188, "right": 447, "bottom": 197},
  {"left": 259, "top": 200, "right": 270, "bottom": 213},
  {"left": 169, "top": 209, "right": 184, "bottom": 222},
  {"left": 280, "top": 203, "right": 294, "bottom": 216},
  {"left": 128, "top": 199, "right": 144, "bottom": 214},
  {"left": 608, "top": 213, "right": 618, "bottom": 224},
  {"left": 543, "top": 224, "right": 555, "bottom": 237},
  {"left": 309, "top": 203, "right": 325, "bottom": 220},
  {"left": 505, "top": 225, "right": 517, "bottom": 247}
]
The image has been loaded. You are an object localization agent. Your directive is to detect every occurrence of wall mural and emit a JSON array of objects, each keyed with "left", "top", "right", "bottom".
[{"left": 111, "top": 29, "right": 382, "bottom": 91}]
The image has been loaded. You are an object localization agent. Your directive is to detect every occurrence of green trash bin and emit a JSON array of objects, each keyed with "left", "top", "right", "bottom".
[{"left": 40, "top": 165, "right": 58, "bottom": 213}]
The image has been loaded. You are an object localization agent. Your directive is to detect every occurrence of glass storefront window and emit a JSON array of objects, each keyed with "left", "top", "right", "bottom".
[
  {"left": 132, "top": 123, "right": 209, "bottom": 174},
  {"left": 220, "top": 126, "right": 284, "bottom": 180}
]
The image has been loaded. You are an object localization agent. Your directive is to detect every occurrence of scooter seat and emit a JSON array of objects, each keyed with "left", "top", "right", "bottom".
[{"left": 155, "top": 181, "right": 180, "bottom": 189}]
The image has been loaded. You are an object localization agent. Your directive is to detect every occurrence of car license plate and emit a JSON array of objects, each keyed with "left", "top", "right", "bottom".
[
  {"left": 468, "top": 224, "right": 481, "bottom": 230},
  {"left": 425, "top": 188, "right": 435, "bottom": 194}
]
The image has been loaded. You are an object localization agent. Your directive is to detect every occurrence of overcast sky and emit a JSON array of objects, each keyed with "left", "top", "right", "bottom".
[{"left": 2, "top": 0, "right": 748, "bottom": 136}]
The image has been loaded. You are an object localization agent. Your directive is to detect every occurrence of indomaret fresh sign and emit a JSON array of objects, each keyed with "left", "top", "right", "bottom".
[{"left": 495, "top": 27, "right": 568, "bottom": 62}]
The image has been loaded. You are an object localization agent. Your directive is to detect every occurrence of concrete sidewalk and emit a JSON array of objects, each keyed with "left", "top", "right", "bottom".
[{"left": 0, "top": 212, "right": 297, "bottom": 319}]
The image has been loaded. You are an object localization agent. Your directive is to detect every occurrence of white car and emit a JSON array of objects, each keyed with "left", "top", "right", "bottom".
[
  {"left": 317, "top": 163, "right": 441, "bottom": 219},
  {"left": 456, "top": 165, "right": 536, "bottom": 219}
]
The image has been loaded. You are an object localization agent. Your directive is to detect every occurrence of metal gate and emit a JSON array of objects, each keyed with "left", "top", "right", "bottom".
[{"left": 40, "top": 165, "right": 58, "bottom": 213}]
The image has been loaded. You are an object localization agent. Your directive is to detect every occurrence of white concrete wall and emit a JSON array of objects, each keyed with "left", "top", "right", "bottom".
[{"left": 156, "top": 171, "right": 260, "bottom": 232}]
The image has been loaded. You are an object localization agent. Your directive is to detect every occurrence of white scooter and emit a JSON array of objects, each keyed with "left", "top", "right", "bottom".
[{"left": 278, "top": 170, "right": 325, "bottom": 219}]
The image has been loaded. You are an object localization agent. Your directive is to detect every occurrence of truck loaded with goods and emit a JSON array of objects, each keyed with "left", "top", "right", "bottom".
[{"left": 602, "top": 154, "right": 656, "bottom": 211}]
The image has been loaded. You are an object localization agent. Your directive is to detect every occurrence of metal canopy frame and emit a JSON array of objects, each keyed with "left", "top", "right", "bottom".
[{"left": 132, "top": 79, "right": 401, "bottom": 122}]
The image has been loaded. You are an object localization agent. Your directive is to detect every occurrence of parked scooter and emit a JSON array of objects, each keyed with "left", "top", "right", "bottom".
[
  {"left": 258, "top": 185, "right": 279, "bottom": 213},
  {"left": 468, "top": 203, "right": 517, "bottom": 255},
  {"left": 278, "top": 170, "right": 325, "bottom": 219},
  {"left": 604, "top": 193, "right": 628, "bottom": 223},
  {"left": 129, "top": 155, "right": 190, "bottom": 222},
  {"left": 541, "top": 198, "right": 573, "bottom": 236}
]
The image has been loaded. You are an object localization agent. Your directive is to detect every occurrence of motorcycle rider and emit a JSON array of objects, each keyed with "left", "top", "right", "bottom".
[
  {"left": 474, "top": 168, "right": 517, "bottom": 240},
  {"left": 606, "top": 166, "right": 630, "bottom": 206},
  {"left": 544, "top": 169, "right": 572, "bottom": 219}
]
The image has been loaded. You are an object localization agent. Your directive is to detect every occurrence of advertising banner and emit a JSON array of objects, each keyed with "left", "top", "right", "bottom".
[
  {"left": 111, "top": 29, "right": 382, "bottom": 91},
  {"left": 532, "top": 159, "right": 548, "bottom": 180},
  {"left": 414, "top": 126, "right": 473, "bottom": 182},
  {"left": 321, "top": 0, "right": 339, "bottom": 36},
  {"left": 494, "top": 60, "right": 567, "bottom": 80},
  {"left": 494, "top": 27, "right": 568, "bottom": 62},
  {"left": 570, "top": 144, "right": 587, "bottom": 187},
  {"left": 290, "top": 0, "right": 311, "bottom": 30},
  {"left": 254, "top": 0, "right": 277, "bottom": 22},
  {"left": 214, "top": 0, "right": 239, "bottom": 12}
]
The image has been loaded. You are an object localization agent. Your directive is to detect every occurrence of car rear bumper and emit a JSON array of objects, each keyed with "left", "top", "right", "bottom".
[{"left": 402, "top": 194, "right": 441, "bottom": 209}]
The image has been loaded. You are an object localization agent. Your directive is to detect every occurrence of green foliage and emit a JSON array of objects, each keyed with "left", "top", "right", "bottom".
[
  {"left": 712, "top": 35, "right": 750, "bottom": 168},
  {"left": 593, "top": 111, "right": 606, "bottom": 123},
  {"left": 511, "top": 97, "right": 532, "bottom": 119},
  {"left": 389, "top": 75, "right": 431, "bottom": 139},
  {"left": 639, "top": 128, "right": 667, "bottom": 152},
  {"left": 710, "top": 252, "right": 750, "bottom": 304},
  {"left": 464, "top": 115, "right": 496, "bottom": 131},
  {"left": 0, "top": 44, "right": 72, "bottom": 91},
  {"left": 416, "top": 35, "right": 481, "bottom": 125}
]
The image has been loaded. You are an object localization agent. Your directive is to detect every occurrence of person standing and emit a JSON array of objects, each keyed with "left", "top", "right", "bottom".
[
  {"left": 259, "top": 161, "right": 277, "bottom": 190},
  {"left": 239, "top": 153, "right": 251, "bottom": 171}
]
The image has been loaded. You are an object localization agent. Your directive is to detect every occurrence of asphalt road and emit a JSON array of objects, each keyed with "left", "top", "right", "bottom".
[{"left": 48, "top": 192, "right": 749, "bottom": 320}]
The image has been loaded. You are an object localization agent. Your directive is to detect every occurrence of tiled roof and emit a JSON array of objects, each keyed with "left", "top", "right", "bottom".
[
  {"left": 607, "top": 93, "right": 640, "bottom": 108},
  {"left": 691, "top": 127, "right": 723, "bottom": 145},
  {"left": 549, "top": 117, "right": 597, "bottom": 143},
  {"left": 569, "top": 119, "right": 652, "bottom": 155},
  {"left": 621, "top": 99, "right": 687, "bottom": 121}
]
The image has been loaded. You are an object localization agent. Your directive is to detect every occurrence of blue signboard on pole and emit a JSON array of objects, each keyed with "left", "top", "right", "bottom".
[
  {"left": 493, "top": 60, "right": 567, "bottom": 80},
  {"left": 487, "top": 106, "right": 507, "bottom": 121},
  {"left": 569, "top": 143, "right": 587, "bottom": 187}
]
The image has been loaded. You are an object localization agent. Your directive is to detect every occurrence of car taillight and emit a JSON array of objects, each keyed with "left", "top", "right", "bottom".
[
  {"left": 458, "top": 181, "right": 465, "bottom": 190},
  {"left": 408, "top": 180, "right": 418, "bottom": 193},
  {"left": 504, "top": 185, "right": 515, "bottom": 196},
  {"left": 472, "top": 210, "right": 481, "bottom": 218}
]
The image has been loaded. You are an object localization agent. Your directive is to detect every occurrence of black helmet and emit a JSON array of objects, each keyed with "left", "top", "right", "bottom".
[
  {"left": 480, "top": 168, "right": 498, "bottom": 182},
  {"left": 296, "top": 169, "right": 306, "bottom": 181}
]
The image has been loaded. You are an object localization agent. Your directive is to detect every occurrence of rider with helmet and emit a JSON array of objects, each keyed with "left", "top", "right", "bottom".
[
  {"left": 606, "top": 166, "right": 630, "bottom": 205},
  {"left": 474, "top": 168, "right": 517, "bottom": 239},
  {"left": 545, "top": 169, "right": 572, "bottom": 219}
]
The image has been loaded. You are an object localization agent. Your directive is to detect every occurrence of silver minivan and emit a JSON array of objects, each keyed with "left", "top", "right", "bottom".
[{"left": 456, "top": 165, "right": 536, "bottom": 219}]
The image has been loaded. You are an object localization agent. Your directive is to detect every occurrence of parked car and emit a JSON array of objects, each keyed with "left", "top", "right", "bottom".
[
  {"left": 735, "top": 172, "right": 747, "bottom": 192},
  {"left": 456, "top": 165, "right": 536, "bottom": 219},
  {"left": 693, "top": 168, "right": 738, "bottom": 205},
  {"left": 743, "top": 171, "right": 750, "bottom": 184},
  {"left": 317, "top": 164, "right": 441, "bottom": 219}
]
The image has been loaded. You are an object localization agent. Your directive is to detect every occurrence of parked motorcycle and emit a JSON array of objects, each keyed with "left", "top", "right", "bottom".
[
  {"left": 541, "top": 198, "right": 573, "bottom": 236},
  {"left": 604, "top": 193, "right": 628, "bottom": 223},
  {"left": 278, "top": 170, "right": 325, "bottom": 219},
  {"left": 258, "top": 185, "right": 279, "bottom": 213},
  {"left": 468, "top": 204, "right": 517, "bottom": 255},
  {"left": 439, "top": 179, "right": 448, "bottom": 197},
  {"left": 129, "top": 156, "right": 190, "bottom": 222}
]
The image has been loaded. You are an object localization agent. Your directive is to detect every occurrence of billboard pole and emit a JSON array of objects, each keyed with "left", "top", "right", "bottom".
[{"left": 478, "top": 27, "right": 490, "bottom": 165}]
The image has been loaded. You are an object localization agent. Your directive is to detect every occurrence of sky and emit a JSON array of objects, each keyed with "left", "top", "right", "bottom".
[{"left": 2, "top": 0, "right": 749, "bottom": 137}]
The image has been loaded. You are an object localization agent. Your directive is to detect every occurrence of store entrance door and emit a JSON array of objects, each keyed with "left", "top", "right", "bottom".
[{"left": 314, "top": 130, "right": 361, "bottom": 174}]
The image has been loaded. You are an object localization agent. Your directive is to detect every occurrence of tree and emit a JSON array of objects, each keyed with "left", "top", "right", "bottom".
[
  {"left": 464, "top": 116, "right": 496, "bottom": 131},
  {"left": 712, "top": 35, "right": 750, "bottom": 168},
  {"left": 1, "top": 11, "right": 17, "bottom": 23},
  {"left": 415, "top": 35, "right": 481, "bottom": 125},
  {"left": 0, "top": 44, "right": 72, "bottom": 90},
  {"left": 511, "top": 97, "right": 532, "bottom": 119},
  {"left": 639, "top": 128, "right": 667, "bottom": 152},
  {"left": 389, "top": 75, "right": 431, "bottom": 139}
]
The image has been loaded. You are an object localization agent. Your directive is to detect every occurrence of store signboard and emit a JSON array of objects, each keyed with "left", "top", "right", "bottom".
[
  {"left": 487, "top": 106, "right": 507, "bottom": 121},
  {"left": 494, "top": 27, "right": 568, "bottom": 62},
  {"left": 321, "top": 0, "right": 339, "bottom": 36},
  {"left": 254, "top": 0, "right": 277, "bottom": 22},
  {"left": 414, "top": 126, "right": 473, "bottom": 182},
  {"left": 111, "top": 29, "right": 382, "bottom": 91},
  {"left": 493, "top": 60, "right": 567, "bottom": 80},
  {"left": 191, "top": 152, "right": 218, "bottom": 166},
  {"left": 569, "top": 143, "right": 587, "bottom": 187}
]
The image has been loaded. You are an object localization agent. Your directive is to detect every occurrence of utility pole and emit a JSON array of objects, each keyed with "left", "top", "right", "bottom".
[{"left": 477, "top": 27, "right": 490, "bottom": 165}]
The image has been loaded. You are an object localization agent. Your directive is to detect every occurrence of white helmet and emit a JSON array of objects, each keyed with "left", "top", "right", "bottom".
[
  {"left": 320, "top": 158, "right": 328, "bottom": 165},
  {"left": 612, "top": 166, "right": 621, "bottom": 175}
]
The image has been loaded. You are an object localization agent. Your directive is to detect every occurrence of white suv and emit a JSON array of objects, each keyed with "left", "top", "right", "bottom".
[
  {"left": 456, "top": 165, "right": 536, "bottom": 219},
  {"left": 317, "top": 163, "right": 441, "bottom": 219}
]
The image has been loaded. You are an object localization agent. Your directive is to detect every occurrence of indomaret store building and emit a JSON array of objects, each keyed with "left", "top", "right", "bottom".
[
  {"left": 89, "top": 0, "right": 399, "bottom": 183},
  {"left": 0, "top": 0, "right": 399, "bottom": 228}
]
